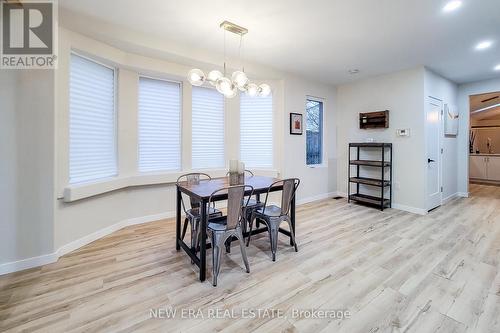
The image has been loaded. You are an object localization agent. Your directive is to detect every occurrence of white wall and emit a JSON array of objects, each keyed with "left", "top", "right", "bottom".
[
  {"left": 424, "top": 69, "right": 459, "bottom": 201},
  {"left": 457, "top": 78, "right": 500, "bottom": 195},
  {"left": 0, "top": 71, "right": 19, "bottom": 263},
  {"left": 0, "top": 70, "right": 55, "bottom": 265},
  {"left": 2, "top": 24, "right": 337, "bottom": 271},
  {"left": 283, "top": 76, "right": 337, "bottom": 201},
  {"left": 51, "top": 28, "right": 336, "bottom": 253},
  {"left": 336, "top": 68, "right": 426, "bottom": 213}
]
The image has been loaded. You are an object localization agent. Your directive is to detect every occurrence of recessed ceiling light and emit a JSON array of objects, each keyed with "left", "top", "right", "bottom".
[
  {"left": 443, "top": 0, "right": 462, "bottom": 12},
  {"left": 348, "top": 69, "right": 360, "bottom": 74},
  {"left": 494, "top": 64, "right": 500, "bottom": 71},
  {"left": 475, "top": 40, "right": 493, "bottom": 51}
]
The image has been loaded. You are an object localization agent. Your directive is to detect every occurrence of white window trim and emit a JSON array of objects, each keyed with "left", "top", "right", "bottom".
[
  {"left": 191, "top": 85, "right": 226, "bottom": 169},
  {"left": 240, "top": 93, "right": 274, "bottom": 169},
  {"left": 69, "top": 51, "right": 119, "bottom": 184},
  {"left": 61, "top": 49, "right": 280, "bottom": 202},
  {"left": 305, "top": 96, "right": 327, "bottom": 168},
  {"left": 62, "top": 168, "right": 280, "bottom": 202},
  {"left": 137, "top": 74, "right": 183, "bottom": 173}
]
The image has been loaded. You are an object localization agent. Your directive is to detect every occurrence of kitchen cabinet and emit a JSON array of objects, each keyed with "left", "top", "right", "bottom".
[
  {"left": 487, "top": 156, "right": 500, "bottom": 181},
  {"left": 470, "top": 155, "right": 487, "bottom": 179},
  {"left": 469, "top": 155, "right": 500, "bottom": 181}
]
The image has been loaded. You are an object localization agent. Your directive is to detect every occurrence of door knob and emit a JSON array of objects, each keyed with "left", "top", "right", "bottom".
[{"left": 428, "top": 158, "right": 435, "bottom": 163}]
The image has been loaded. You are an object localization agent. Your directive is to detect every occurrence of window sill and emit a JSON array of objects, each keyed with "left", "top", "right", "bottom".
[
  {"left": 62, "top": 168, "right": 280, "bottom": 202},
  {"left": 307, "top": 164, "right": 328, "bottom": 169}
]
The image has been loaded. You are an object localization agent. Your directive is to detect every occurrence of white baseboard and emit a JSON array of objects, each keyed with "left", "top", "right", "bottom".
[
  {"left": 442, "top": 192, "right": 460, "bottom": 205},
  {"left": 457, "top": 192, "right": 469, "bottom": 198},
  {"left": 0, "top": 211, "right": 174, "bottom": 276},
  {"left": 296, "top": 191, "right": 337, "bottom": 205},
  {"left": 2, "top": 190, "right": 344, "bottom": 276},
  {"left": 390, "top": 203, "right": 427, "bottom": 215},
  {"left": 336, "top": 191, "right": 427, "bottom": 215},
  {"left": 0, "top": 253, "right": 58, "bottom": 276}
]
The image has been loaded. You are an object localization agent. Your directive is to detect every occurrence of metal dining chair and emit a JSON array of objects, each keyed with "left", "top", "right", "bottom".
[
  {"left": 207, "top": 185, "right": 254, "bottom": 286},
  {"left": 177, "top": 173, "right": 222, "bottom": 253},
  {"left": 225, "top": 169, "right": 263, "bottom": 233},
  {"left": 246, "top": 178, "right": 300, "bottom": 261}
]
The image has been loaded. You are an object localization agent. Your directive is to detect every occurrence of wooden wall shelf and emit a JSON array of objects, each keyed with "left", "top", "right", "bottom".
[{"left": 359, "top": 110, "right": 389, "bottom": 129}]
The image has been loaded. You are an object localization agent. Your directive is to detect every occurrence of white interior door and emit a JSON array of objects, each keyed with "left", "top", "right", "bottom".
[{"left": 426, "top": 97, "right": 442, "bottom": 211}]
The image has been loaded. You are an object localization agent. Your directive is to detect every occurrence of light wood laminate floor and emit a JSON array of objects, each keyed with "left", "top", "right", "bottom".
[{"left": 1, "top": 184, "right": 499, "bottom": 333}]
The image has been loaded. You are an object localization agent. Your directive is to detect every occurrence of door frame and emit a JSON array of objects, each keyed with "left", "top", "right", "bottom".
[{"left": 425, "top": 96, "right": 443, "bottom": 211}]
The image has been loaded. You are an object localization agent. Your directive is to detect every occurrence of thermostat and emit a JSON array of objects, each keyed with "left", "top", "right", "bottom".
[{"left": 396, "top": 129, "right": 410, "bottom": 137}]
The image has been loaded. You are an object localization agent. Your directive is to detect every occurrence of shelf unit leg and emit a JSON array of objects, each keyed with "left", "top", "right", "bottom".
[
  {"left": 348, "top": 146, "right": 351, "bottom": 202},
  {"left": 389, "top": 146, "right": 392, "bottom": 208},
  {"left": 381, "top": 146, "right": 385, "bottom": 211},
  {"left": 356, "top": 147, "right": 360, "bottom": 195}
]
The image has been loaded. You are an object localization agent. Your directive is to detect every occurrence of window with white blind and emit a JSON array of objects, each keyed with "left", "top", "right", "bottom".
[
  {"left": 192, "top": 86, "right": 225, "bottom": 169},
  {"left": 138, "top": 77, "right": 181, "bottom": 172},
  {"left": 240, "top": 94, "right": 273, "bottom": 168},
  {"left": 69, "top": 53, "right": 117, "bottom": 184}
]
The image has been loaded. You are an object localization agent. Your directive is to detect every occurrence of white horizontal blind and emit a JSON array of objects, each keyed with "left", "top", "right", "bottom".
[
  {"left": 138, "top": 77, "right": 181, "bottom": 172},
  {"left": 192, "top": 86, "right": 225, "bottom": 169},
  {"left": 240, "top": 94, "right": 273, "bottom": 168},
  {"left": 69, "top": 54, "right": 117, "bottom": 184}
]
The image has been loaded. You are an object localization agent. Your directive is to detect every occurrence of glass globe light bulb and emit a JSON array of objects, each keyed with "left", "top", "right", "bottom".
[
  {"left": 188, "top": 69, "right": 205, "bottom": 86},
  {"left": 258, "top": 83, "right": 271, "bottom": 97},
  {"left": 246, "top": 83, "right": 258, "bottom": 97},
  {"left": 224, "top": 86, "right": 238, "bottom": 98},
  {"left": 216, "top": 77, "right": 234, "bottom": 95},
  {"left": 207, "top": 70, "right": 223, "bottom": 86},
  {"left": 231, "top": 71, "right": 249, "bottom": 90}
]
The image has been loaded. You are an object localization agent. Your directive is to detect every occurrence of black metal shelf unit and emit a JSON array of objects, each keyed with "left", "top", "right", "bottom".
[{"left": 348, "top": 143, "right": 392, "bottom": 211}]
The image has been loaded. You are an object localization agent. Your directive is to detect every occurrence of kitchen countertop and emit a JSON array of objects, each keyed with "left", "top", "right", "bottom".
[{"left": 470, "top": 154, "right": 500, "bottom": 157}]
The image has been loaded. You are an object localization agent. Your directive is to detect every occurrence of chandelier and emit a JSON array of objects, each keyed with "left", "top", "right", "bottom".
[{"left": 187, "top": 21, "right": 271, "bottom": 98}]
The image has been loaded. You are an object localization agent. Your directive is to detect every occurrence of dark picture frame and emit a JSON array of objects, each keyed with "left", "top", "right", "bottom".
[{"left": 290, "top": 113, "right": 303, "bottom": 135}]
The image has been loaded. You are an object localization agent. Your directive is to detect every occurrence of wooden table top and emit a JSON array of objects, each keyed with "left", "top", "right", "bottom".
[{"left": 177, "top": 176, "right": 282, "bottom": 200}]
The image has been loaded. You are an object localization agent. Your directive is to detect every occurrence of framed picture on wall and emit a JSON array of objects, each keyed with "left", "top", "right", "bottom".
[{"left": 290, "top": 113, "right": 303, "bottom": 135}]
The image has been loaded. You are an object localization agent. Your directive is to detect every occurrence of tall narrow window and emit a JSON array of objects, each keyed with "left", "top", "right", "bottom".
[
  {"left": 69, "top": 54, "right": 116, "bottom": 184},
  {"left": 192, "top": 86, "right": 225, "bottom": 169},
  {"left": 138, "top": 77, "right": 181, "bottom": 172},
  {"left": 306, "top": 98, "right": 323, "bottom": 165},
  {"left": 240, "top": 94, "right": 273, "bottom": 168}
]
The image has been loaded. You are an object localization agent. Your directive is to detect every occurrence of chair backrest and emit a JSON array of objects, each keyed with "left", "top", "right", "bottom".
[
  {"left": 225, "top": 169, "right": 254, "bottom": 177},
  {"left": 208, "top": 185, "right": 254, "bottom": 230},
  {"left": 261, "top": 178, "right": 300, "bottom": 216},
  {"left": 176, "top": 173, "right": 211, "bottom": 212},
  {"left": 280, "top": 178, "right": 300, "bottom": 215}
]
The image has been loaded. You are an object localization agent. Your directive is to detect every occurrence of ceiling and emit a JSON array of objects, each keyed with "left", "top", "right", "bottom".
[
  {"left": 470, "top": 91, "right": 500, "bottom": 120},
  {"left": 59, "top": 0, "right": 500, "bottom": 85}
]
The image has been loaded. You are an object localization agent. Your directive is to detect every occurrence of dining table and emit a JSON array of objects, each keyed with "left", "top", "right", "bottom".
[{"left": 175, "top": 175, "right": 296, "bottom": 282}]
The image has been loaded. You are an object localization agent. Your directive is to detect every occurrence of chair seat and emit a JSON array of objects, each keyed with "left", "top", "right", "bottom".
[
  {"left": 187, "top": 206, "right": 221, "bottom": 219},
  {"left": 246, "top": 198, "right": 264, "bottom": 208},
  {"left": 255, "top": 205, "right": 283, "bottom": 217},
  {"left": 208, "top": 216, "right": 228, "bottom": 231}
]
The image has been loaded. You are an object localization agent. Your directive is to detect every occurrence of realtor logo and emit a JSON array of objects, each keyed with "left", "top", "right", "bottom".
[{"left": 1, "top": 0, "right": 57, "bottom": 69}]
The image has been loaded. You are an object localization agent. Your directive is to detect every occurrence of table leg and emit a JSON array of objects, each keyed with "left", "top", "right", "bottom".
[
  {"left": 200, "top": 199, "right": 207, "bottom": 281},
  {"left": 176, "top": 186, "right": 181, "bottom": 251},
  {"left": 290, "top": 195, "right": 296, "bottom": 246},
  {"left": 256, "top": 193, "right": 261, "bottom": 228}
]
